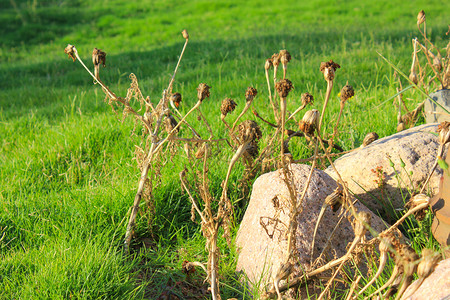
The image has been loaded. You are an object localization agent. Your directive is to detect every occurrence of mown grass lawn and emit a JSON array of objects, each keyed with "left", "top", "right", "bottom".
[{"left": 1, "top": 0, "right": 448, "bottom": 298}]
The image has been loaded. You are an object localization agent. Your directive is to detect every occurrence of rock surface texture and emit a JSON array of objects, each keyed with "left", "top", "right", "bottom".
[
  {"left": 235, "top": 164, "right": 387, "bottom": 291},
  {"left": 325, "top": 123, "right": 441, "bottom": 213},
  {"left": 401, "top": 257, "right": 450, "bottom": 300}
]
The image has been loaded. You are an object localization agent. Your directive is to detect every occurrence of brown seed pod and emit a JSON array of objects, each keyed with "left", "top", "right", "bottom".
[
  {"left": 409, "top": 71, "right": 419, "bottom": 85},
  {"left": 417, "top": 10, "right": 426, "bottom": 26},
  {"left": 362, "top": 132, "right": 379, "bottom": 147},
  {"left": 339, "top": 84, "right": 354, "bottom": 102},
  {"left": 64, "top": 44, "right": 76, "bottom": 62},
  {"left": 301, "top": 92, "right": 314, "bottom": 106},
  {"left": 245, "top": 87, "right": 258, "bottom": 102},
  {"left": 238, "top": 120, "right": 262, "bottom": 144},
  {"left": 196, "top": 83, "right": 211, "bottom": 102},
  {"left": 279, "top": 49, "right": 291, "bottom": 66},
  {"left": 433, "top": 55, "right": 443, "bottom": 71},
  {"left": 405, "top": 194, "right": 430, "bottom": 221},
  {"left": 320, "top": 60, "right": 341, "bottom": 81},
  {"left": 275, "top": 79, "right": 294, "bottom": 98},
  {"left": 182, "top": 29, "right": 189, "bottom": 40},
  {"left": 220, "top": 98, "right": 237, "bottom": 116},
  {"left": 92, "top": 48, "right": 106, "bottom": 67},
  {"left": 170, "top": 92, "right": 182, "bottom": 108},
  {"left": 437, "top": 121, "right": 450, "bottom": 145},
  {"left": 417, "top": 248, "right": 440, "bottom": 279},
  {"left": 265, "top": 58, "right": 273, "bottom": 70},
  {"left": 298, "top": 109, "right": 319, "bottom": 135}
]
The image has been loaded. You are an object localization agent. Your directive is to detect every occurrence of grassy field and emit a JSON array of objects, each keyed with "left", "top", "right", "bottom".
[{"left": 1, "top": 0, "right": 448, "bottom": 299}]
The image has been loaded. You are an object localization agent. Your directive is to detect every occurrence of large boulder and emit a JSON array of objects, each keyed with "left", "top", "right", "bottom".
[
  {"left": 401, "top": 257, "right": 450, "bottom": 300},
  {"left": 235, "top": 164, "right": 387, "bottom": 292},
  {"left": 325, "top": 124, "right": 441, "bottom": 214}
]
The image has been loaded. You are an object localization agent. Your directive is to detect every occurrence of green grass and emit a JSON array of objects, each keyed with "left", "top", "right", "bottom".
[{"left": 1, "top": 0, "right": 448, "bottom": 298}]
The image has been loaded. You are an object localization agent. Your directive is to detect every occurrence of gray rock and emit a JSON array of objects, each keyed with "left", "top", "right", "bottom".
[
  {"left": 425, "top": 89, "right": 450, "bottom": 123},
  {"left": 401, "top": 257, "right": 450, "bottom": 300},
  {"left": 235, "top": 164, "right": 387, "bottom": 291},
  {"left": 325, "top": 123, "right": 442, "bottom": 214}
]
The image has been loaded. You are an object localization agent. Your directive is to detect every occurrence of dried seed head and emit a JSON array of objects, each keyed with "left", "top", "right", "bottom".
[
  {"left": 417, "top": 10, "right": 426, "bottom": 26},
  {"left": 92, "top": 48, "right": 106, "bottom": 67},
  {"left": 265, "top": 58, "right": 273, "bottom": 70},
  {"left": 220, "top": 98, "right": 237, "bottom": 116},
  {"left": 406, "top": 194, "right": 430, "bottom": 221},
  {"left": 195, "top": 144, "right": 206, "bottom": 159},
  {"left": 409, "top": 70, "right": 419, "bottom": 85},
  {"left": 298, "top": 109, "right": 319, "bottom": 135},
  {"left": 170, "top": 92, "right": 182, "bottom": 108},
  {"left": 325, "top": 186, "right": 344, "bottom": 212},
  {"left": 238, "top": 120, "right": 262, "bottom": 144},
  {"left": 301, "top": 92, "right": 314, "bottom": 106},
  {"left": 245, "top": 87, "right": 258, "bottom": 102},
  {"left": 433, "top": 55, "right": 443, "bottom": 71},
  {"left": 339, "top": 84, "right": 354, "bottom": 102},
  {"left": 362, "top": 132, "right": 379, "bottom": 147},
  {"left": 355, "top": 211, "right": 371, "bottom": 239},
  {"left": 196, "top": 83, "right": 211, "bottom": 102},
  {"left": 417, "top": 248, "right": 440, "bottom": 279},
  {"left": 320, "top": 60, "right": 340, "bottom": 81},
  {"left": 437, "top": 121, "right": 450, "bottom": 145},
  {"left": 64, "top": 44, "right": 76, "bottom": 62},
  {"left": 275, "top": 79, "right": 294, "bottom": 98},
  {"left": 279, "top": 49, "right": 291, "bottom": 66},
  {"left": 246, "top": 142, "right": 260, "bottom": 158},
  {"left": 271, "top": 53, "right": 281, "bottom": 67},
  {"left": 182, "top": 29, "right": 189, "bottom": 40}
]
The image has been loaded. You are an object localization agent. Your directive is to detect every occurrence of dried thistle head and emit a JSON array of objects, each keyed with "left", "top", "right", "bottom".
[
  {"left": 339, "top": 84, "right": 354, "bottom": 102},
  {"left": 362, "top": 132, "right": 379, "bottom": 147},
  {"left": 245, "top": 87, "right": 258, "bottom": 103},
  {"left": 92, "top": 48, "right": 106, "bottom": 67},
  {"left": 279, "top": 49, "right": 291, "bottom": 66},
  {"left": 271, "top": 53, "right": 281, "bottom": 67},
  {"left": 220, "top": 98, "right": 237, "bottom": 116},
  {"left": 417, "top": 10, "right": 426, "bottom": 26},
  {"left": 437, "top": 121, "right": 450, "bottom": 145},
  {"left": 170, "top": 92, "right": 182, "bottom": 108},
  {"left": 197, "top": 83, "right": 211, "bottom": 102},
  {"left": 64, "top": 44, "right": 76, "bottom": 62},
  {"left": 182, "top": 29, "right": 189, "bottom": 40},
  {"left": 238, "top": 120, "right": 262, "bottom": 144},
  {"left": 355, "top": 211, "right": 371, "bottom": 239},
  {"left": 417, "top": 248, "right": 440, "bottom": 278},
  {"left": 275, "top": 79, "right": 294, "bottom": 98},
  {"left": 265, "top": 58, "right": 273, "bottom": 71},
  {"left": 320, "top": 60, "right": 340, "bottom": 82},
  {"left": 298, "top": 109, "right": 319, "bottom": 135},
  {"left": 405, "top": 194, "right": 430, "bottom": 221},
  {"left": 301, "top": 92, "right": 314, "bottom": 107}
]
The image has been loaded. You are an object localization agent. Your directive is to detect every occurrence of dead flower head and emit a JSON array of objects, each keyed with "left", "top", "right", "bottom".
[
  {"left": 220, "top": 98, "right": 237, "bottom": 117},
  {"left": 279, "top": 49, "right": 291, "bottom": 66},
  {"left": 301, "top": 92, "right": 314, "bottom": 107},
  {"left": 271, "top": 53, "right": 281, "bottom": 67},
  {"left": 417, "top": 10, "right": 426, "bottom": 26},
  {"left": 245, "top": 87, "right": 258, "bottom": 103},
  {"left": 182, "top": 29, "right": 189, "bottom": 40},
  {"left": 275, "top": 79, "right": 294, "bottom": 98},
  {"left": 437, "top": 121, "right": 450, "bottom": 145},
  {"left": 170, "top": 92, "right": 182, "bottom": 108},
  {"left": 64, "top": 44, "right": 76, "bottom": 62},
  {"left": 298, "top": 109, "right": 319, "bottom": 135},
  {"left": 197, "top": 83, "right": 211, "bottom": 102},
  {"left": 406, "top": 194, "right": 430, "bottom": 221},
  {"left": 238, "top": 120, "right": 262, "bottom": 144},
  {"left": 339, "top": 84, "right": 354, "bottom": 102},
  {"left": 92, "top": 48, "right": 106, "bottom": 67},
  {"left": 362, "top": 132, "right": 379, "bottom": 147},
  {"left": 320, "top": 60, "right": 340, "bottom": 81},
  {"left": 265, "top": 58, "right": 273, "bottom": 70}
]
